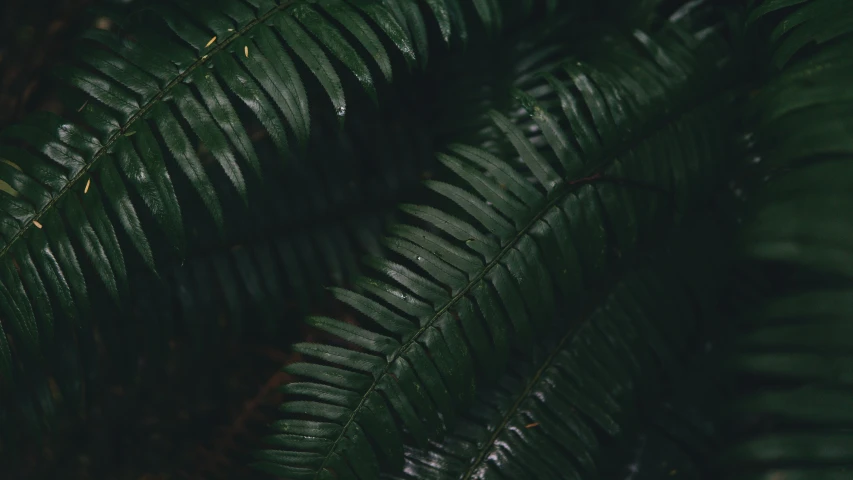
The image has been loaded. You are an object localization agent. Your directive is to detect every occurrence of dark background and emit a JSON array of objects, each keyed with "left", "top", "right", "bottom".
[{"left": 0, "top": 0, "right": 96, "bottom": 130}]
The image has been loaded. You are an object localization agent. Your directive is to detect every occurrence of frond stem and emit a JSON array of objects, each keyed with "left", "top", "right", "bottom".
[{"left": 459, "top": 312, "right": 578, "bottom": 480}]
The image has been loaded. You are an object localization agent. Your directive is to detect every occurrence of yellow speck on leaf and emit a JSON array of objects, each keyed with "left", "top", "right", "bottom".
[
  {"left": 33, "top": 220, "right": 42, "bottom": 229},
  {"left": 202, "top": 55, "right": 208, "bottom": 60},
  {"left": 228, "top": 28, "right": 234, "bottom": 32},
  {"left": 205, "top": 36, "right": 217, "bottom": 48},
  {"left": 84, "top": 178, "right": 91, "bottom": 194},
  {"left": 244, "top": 46, "right": 249, "bottom": 57},
  {"left": 525, "top": 422, "right": 540, "bottom": 429}
]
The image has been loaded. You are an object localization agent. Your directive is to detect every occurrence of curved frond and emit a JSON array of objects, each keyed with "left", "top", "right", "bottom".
[
  {"left": 259, "top": 14, "right": 737, "bottom": 478},
  {"left": 115, "top": 110, "right": 429, "bottom": 368},
  {"left": 135, "top": 7, "right": 595, "bottom": 332},
  {"left": 722, "top": 0, "right": 853, "bottom": 477},
  {"left": 740, "top": 0, "right": 853, "bottom": 277},
  {"left": 0, "top": 0, "right": 558, "bottom": 391},
  {"left": 382, "top": 229, "right": 724, "bottom": 479}
]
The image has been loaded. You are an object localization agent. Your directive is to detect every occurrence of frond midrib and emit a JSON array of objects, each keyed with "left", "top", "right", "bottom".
[
  {"left": 0, "top": 0, "right": 299, "bottom": 263},
  {"left": 460, "top": 312, "right": 578, "bottom": 480},
  {"left": 312, "top": 83, "right": 734, "bottom": 478},
  {"left": 460, "top": 276, "right": 714, "bottom": 479}
]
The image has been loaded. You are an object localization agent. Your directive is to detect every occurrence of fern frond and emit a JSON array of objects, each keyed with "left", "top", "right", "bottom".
[
  {"left": 0, "top": 0, "right": 560, "bottom": 391},
  {"left": 118, "top": 115, "right": 426, "bottom": 362},
  {"left": 741, "top": 1, "right": 853, "bottom": 276},
  {"left": 259, "top": 13, "right": 737, "bottom": 478},
  {"left": 382, "top": 225, "right": 725, "bottom": 480},
  {"left": 719, "top": 0, "right": 853, "bottom": 477},
  {"left": 109, "top": 5, "right": 593, "bottom": 367}
]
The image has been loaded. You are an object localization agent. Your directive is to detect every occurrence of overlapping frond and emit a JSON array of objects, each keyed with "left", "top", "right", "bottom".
[
  {"left": 126, "top": 6, "right": 597, "bottom": 341},
  {"left": 720, "top": 0, "right": 853, "bottom": 477},
  {"left": 9, "top": 0, "right": 847, "bottom": 477},
  {"left": 0, "top": 78, "right": 442, "bottom": 441},
  {"left": 0, "top": 0, "right": 561, "bottom": 392},
  {"left": 382, "top": 227, "right": 724, "bottom": 480},
  {"left": 129, "top": 98, "right": 434, "bottom": 337},
  {"left": 424, "top": 12, "right": 590, "bottom": 150},
  {"left": 259, "top": 12, "right": 736, "bottom": 478},
  {"left": 91, "top": 10, "right": 600, "bottom": 393},
  {"left": 134, "top": 9, "right": 619, "bottom": 344},
  {"left": 740, "top": 0, "right": 853, "bottom": 277}
]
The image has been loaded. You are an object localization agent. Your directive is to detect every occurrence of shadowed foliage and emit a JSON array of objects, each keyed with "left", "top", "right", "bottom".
[
  {"left": 257, "top": 8, "right": 738, "bottom": 477},
  {"left": 0, "top": 0, "right": 850, "bottom": 478}
]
